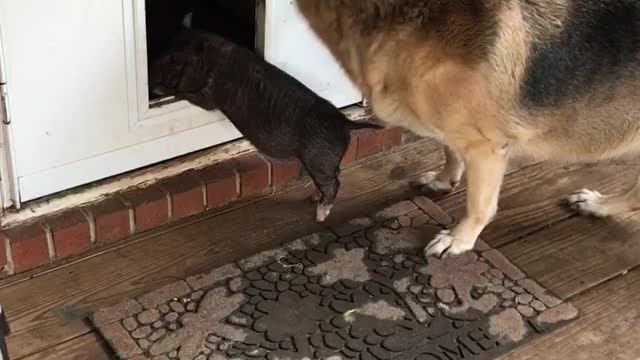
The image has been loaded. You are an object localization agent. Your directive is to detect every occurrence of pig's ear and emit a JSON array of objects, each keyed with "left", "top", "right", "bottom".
[{"left": 182, "top": 12, "right": 193, "bottom": 30}]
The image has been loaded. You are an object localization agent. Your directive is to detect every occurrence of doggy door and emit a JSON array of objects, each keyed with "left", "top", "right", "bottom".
[
  {"left": 139, "top": 0, "right": 362, "bottom": 123},
  {"left": 131, "top": 0, "right": 257, "bottom": 128},
  {"left": 145, "top": 0, "right": 257, "bottom": 106}
]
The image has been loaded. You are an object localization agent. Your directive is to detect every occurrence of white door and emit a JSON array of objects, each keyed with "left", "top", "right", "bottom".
[
  {"left": 259, "top": 0, "right": 362, "bottom": 108},
  {"left": 0, "top": 0, "right": 360, "bottom": 204},
  {"left": 0, "top": 0, "right": 241, "bottom": 202}
]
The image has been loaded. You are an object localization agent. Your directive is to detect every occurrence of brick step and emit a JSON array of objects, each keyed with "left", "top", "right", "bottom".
[{"left": 0, "top": 127, "right": 406, "bottom": 277}]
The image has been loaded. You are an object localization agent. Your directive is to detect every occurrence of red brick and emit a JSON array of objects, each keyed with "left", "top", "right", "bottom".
[
  {"left": 382, "top": 127, "right": 404, "bottom": 151},
  {"left": 47, "top": 210, "right": 91, "bottom": 259},
  {"left": 233, "top": 154, "right": 270, "bottom": 197},
  {"left": 270, "top": 158, "right": 302, "bottom": 186},
  {"left": 341, "top": 137, "right": 358, "bottom": 166},
  {"left": 4, "top": 223, "right": 49, "bottom": 273},
  {"left": 124, "top": 186, "right": 169, "bottom": 233},
  {"left": 198, "top": 163, "right": 238, "bottom": 209},
  {"left": 355, "top": 129, "right": 384, "bottom": 160},
  {"left": 161, "top": 172, "right": 205, "bottom": 220},
  {"left": 87, "top": 198, "right": 131, "bottom": 243}
]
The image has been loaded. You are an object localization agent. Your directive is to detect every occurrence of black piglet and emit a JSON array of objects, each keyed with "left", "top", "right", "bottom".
[{"left": 149, "top": 24, "right": 382, "bottom": 222}]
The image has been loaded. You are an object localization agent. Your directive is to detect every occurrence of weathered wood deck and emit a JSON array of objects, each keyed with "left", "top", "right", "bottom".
[{"left": 2, "top": 138, "right": 639, "bottom": 360}]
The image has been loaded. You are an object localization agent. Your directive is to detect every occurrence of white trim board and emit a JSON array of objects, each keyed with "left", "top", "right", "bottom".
[{"left": 18, "top": 120, "right": 242, "bottom": 201}]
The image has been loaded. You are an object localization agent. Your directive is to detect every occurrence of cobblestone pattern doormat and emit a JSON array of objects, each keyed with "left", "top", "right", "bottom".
[{"left": 92, "top": 196, "right": 578, "bottom": 360}]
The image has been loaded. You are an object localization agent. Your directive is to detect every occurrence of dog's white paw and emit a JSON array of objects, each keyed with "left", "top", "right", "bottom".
[
  {"left": 424, "top": 229, "right": 475, "bottom": 258},
  {"left": 412, "top": 171, "right": 459, "bottom": 193},
  {"left": 567, "top": 188, "right": 610, "bottom": 217}
]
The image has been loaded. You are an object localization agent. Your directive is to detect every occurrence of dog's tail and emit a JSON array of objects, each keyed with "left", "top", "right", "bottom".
[{"left": 346, "top": 120, "right": 385, "bottom": 130}]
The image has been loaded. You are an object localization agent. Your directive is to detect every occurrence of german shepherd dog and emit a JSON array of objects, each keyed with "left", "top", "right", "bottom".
[{"left": 296, "top": 1, "right": 640, "bottom": 257}]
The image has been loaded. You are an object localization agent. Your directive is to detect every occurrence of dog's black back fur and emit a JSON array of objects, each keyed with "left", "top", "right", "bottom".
[
  {"left": 149, "top": 30, "right": 380, "bottom": 220},
  {"left": 522, "top": 0, "right": 640, "bottom": 108}
]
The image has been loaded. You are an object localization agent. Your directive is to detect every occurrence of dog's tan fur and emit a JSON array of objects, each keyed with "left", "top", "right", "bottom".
[{"left": 296, "top": 0, "right": 640, "bottom": 256}]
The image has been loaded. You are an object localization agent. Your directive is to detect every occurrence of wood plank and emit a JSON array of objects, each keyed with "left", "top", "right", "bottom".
[
  {"left": 19, "top": 333, "right": 112, "bottom": 360},
  {"left": 30, "top": 270, "right": 640, "bottom": 360},
  {"left": 438, "top": 162, "right": 639, "bottom": 247},
  {"left": 28, "top": 269, "right": 640, "bottom": 360},
  {"left": 499, "top": 267, "right": 640, "bottom": 360},
  {"left": 8, "top": 141, "right": 640, "bottom": 359},
  {"left": 1, "top": 140, "right": 444, "bottom": 359},
  {"left": 502, "top": 211, "right": 640, "bottom": 299}
]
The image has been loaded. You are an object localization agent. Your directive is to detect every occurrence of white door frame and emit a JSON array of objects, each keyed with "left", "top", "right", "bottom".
[{"left": 0, "top": 22, "right": 20, "bottom": 209}]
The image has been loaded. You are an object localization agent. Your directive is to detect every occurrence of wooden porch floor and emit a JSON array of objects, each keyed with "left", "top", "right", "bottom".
[{"left": 1, "top": 138, "right": 640, "bottom": 360}]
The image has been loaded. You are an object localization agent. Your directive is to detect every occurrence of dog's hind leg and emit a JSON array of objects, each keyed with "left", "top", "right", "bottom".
[
  {"left": 425, "top": 142, "right": 508, "bottom": 258},
  {"left": 412, "top": 145, "right": 465, "bottom": 193},
  {"left": 568, "top": 175, "right": 640, "bottom": 217}
]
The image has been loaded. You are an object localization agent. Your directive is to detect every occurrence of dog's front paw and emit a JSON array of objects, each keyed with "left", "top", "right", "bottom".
[
  {"left": 424, "top": 229, "right": 475, "bottom": 258},
  {"left": 567, "top": 188, "right": 609, "bottom": 217},
  {"left": 411, "top": 171, "right": 459, "bottom": 194}
]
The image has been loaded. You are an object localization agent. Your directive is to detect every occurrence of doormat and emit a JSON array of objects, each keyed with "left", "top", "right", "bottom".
[{"left": 92, "top": 196, "right": 578, "bottom": 360}]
